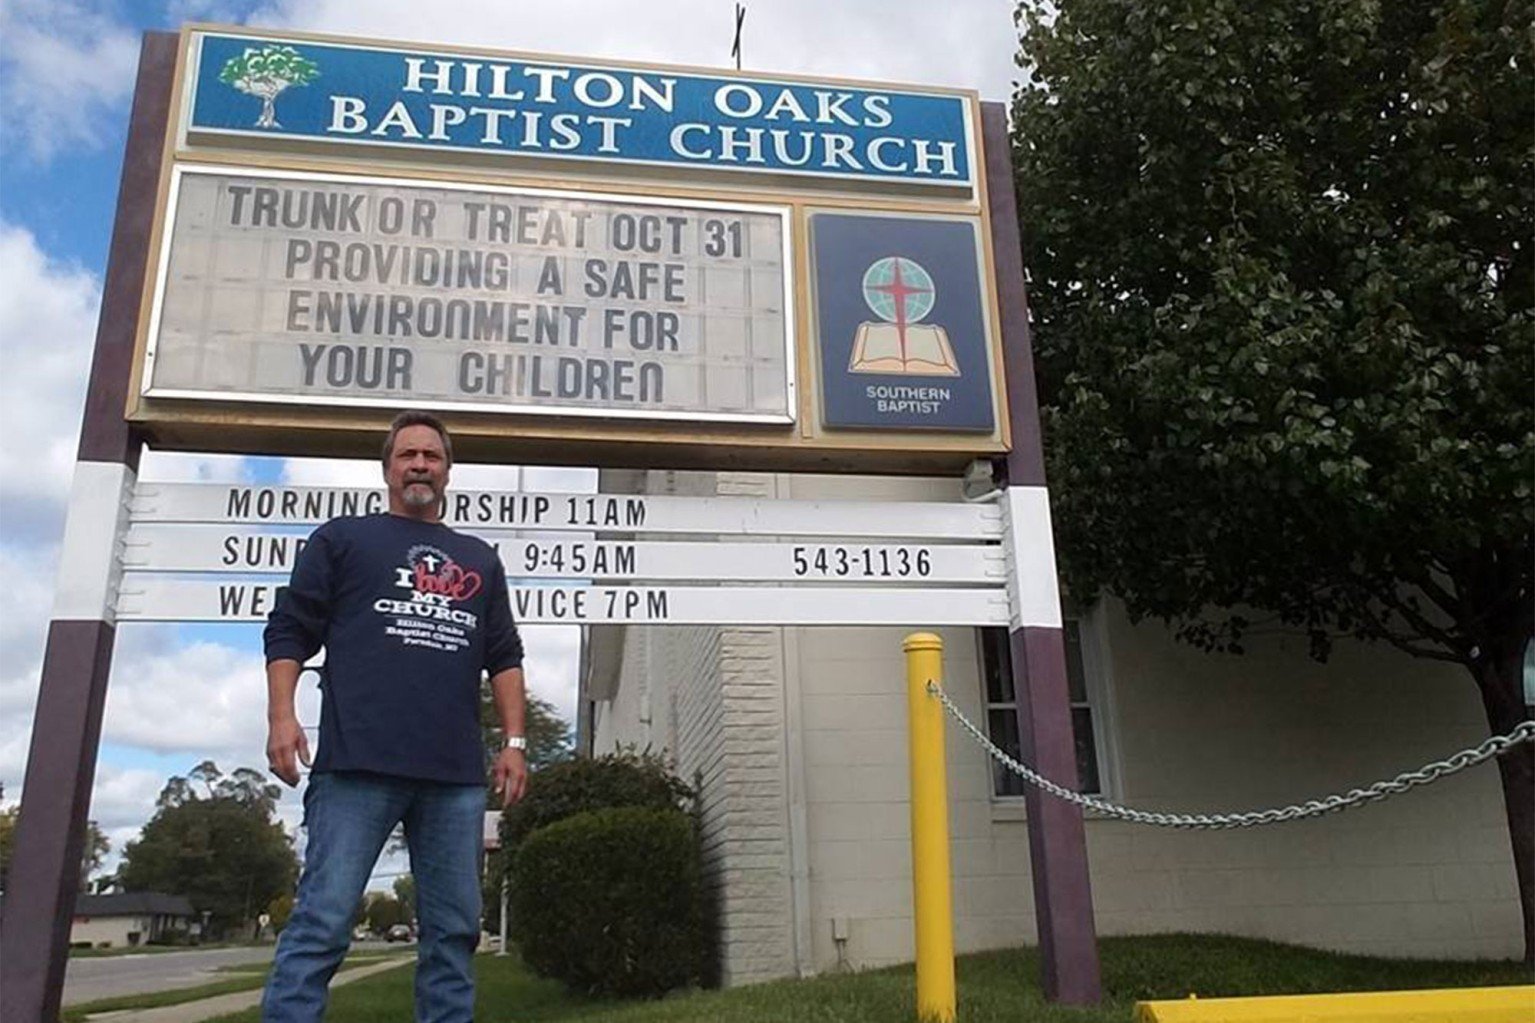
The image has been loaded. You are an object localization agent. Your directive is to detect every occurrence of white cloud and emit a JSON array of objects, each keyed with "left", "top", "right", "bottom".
[
  {"left": 0, "top": 544, "right": 64, "bottom": 808},
  {"left": 246, "top": 0, "right": 1020, "bottom": 101},
  {"left": 89, "top": 764, "right": 170, "bottom": 832},
  {"left": 0, "top": 220, "right": 104, "bottom": 796},
  {"left": 0, "top": 221, "right": 100, "bottom": 545},
  {"left": 139, "top": 451, "right": 265, "bottom": 484},
  {"left": 521, "top": 624, "right": 581, "bottom": 726},
  {"left": 103, "top": 635, "right": 275, "bottom": 756},
  {"left": 0, "top": 0, "right": 142, "bottom": 162}
]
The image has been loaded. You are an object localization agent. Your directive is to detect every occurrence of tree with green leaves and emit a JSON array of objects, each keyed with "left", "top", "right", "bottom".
[
  {"left": 0, "top": 792, "right": 15, "bottom": 895},
  {"left": 482, "top": 689, "right": 574, "bottom": 779},
  {"left": 79, "top": 821, "right": 110, "bottom": 893},
  {"left": 118, "top": 762, "right": 298, "bottom": 938},
  {"left": 2, "top": 788, "right": 107, "bottom": 894},
  {"left": 392, "top": 874, "right": 416, "bottom": 925},
  {"left": 1012, "top": 0, "right": 1532, "bottom": 960},
  {"left": 218, "top": 44, "right": 320, "bottom": 129},
  {"left": 364, "top": 892, "right": 408, "bottom": 935},
  {"left": 480, "top": 696, "right": 577, "bottom": 930}
]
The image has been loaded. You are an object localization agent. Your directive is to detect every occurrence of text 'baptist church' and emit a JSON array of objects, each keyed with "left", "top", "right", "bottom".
[{"left": 324, "top": 59, "right": 962, "bottom": 177}]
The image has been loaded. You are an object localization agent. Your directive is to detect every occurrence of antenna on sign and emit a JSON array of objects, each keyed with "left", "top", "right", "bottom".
[{"left": 731, "top": 3, "right": 746, "bottom": 70}]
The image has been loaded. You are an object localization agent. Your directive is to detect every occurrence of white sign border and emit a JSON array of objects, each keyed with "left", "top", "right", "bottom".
[{"left": 140, "top": 163, "right": 799, "bottom": 425}]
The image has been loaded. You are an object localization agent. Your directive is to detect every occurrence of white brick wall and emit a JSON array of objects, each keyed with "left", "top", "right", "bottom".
[{"left": 593, "top": 469, "right": 797, "bottom": 985}]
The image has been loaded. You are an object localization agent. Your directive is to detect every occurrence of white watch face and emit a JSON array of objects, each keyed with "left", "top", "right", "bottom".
[{"left": 506, "top": 736, "right": 527, "bottom": 750}]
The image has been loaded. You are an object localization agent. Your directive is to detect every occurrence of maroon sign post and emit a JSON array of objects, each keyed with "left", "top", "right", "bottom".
[
  {"left": 0, "top": 34, "right": 174, "bottom": 1023},
  {"left": 981, "top": 101, "right": 1103, "bottom": 1004}
]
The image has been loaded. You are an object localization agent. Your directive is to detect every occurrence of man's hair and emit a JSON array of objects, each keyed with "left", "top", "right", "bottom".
[{"left": 381, "top": 410, "right": 454, "bottom": 468}]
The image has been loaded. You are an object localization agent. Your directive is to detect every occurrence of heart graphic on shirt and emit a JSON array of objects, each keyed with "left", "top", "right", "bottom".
[
  {"left": 442, "top": 564, "right": 482, "bottom": 602},
  {"left": 411, "top": 557, "right": 483, "bottom": 602}
]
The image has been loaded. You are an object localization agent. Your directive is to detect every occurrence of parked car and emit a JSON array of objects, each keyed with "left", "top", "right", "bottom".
[{"left": 385, "top": 923, "right": 413, "bottom": 943}]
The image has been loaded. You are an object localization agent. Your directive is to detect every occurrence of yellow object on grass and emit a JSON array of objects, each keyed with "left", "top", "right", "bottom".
[
  {"left": 905, "top": 633, "right": 955, "bottom": 1023},
  {"left": 1136, "top": 985, "right": 1535, "bottom": 1022}
]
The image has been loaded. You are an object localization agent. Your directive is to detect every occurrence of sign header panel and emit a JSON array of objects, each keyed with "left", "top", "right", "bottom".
[
  {"left": 186, "top": 31, "right": 974, "bottom": 188},
  {"left": 143, "top": 166, "right": 793, "bottom": 423}
]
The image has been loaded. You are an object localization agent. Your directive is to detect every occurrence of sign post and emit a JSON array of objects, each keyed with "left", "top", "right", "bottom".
[
  {"left": 983, "top": 103, "right": 1102, "bottom": 1004},
  {"left": 0, "top": 33, "right": 173, "bottom": 1023}
]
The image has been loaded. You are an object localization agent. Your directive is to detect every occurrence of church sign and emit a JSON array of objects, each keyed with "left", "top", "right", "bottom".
[
  {"left": 125, "top": 24, "right": 1010, "bottom": 473},
  {"left": 185, "top": 31, "right": 974, "bottom": 188}
]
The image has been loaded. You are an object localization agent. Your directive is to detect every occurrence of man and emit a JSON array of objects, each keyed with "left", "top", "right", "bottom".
[{"left": 262, "top": 410, "right": 527, "bottom": 1023}]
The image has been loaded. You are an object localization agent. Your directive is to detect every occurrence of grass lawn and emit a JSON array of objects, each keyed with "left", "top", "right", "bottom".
[
  {"left": 201, "top": 934, "right": 1534, "bottom": 1023},
  {"left": 61, "top": 952, "right": 403, "bottom": 1022}
]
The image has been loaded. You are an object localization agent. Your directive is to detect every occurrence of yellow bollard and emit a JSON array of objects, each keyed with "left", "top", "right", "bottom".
[{"left": 905, "top": 632, "right": 956, "bottom": 1023}]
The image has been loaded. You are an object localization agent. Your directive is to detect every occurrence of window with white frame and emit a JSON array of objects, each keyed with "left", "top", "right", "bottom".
[{"left": 978, "top": 618, "right": 1106, "bottom": 798}]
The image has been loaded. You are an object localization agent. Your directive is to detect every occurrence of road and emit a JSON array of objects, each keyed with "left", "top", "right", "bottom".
[{"left": 62, "top": 946, "right": 286, "bottom": 1005}]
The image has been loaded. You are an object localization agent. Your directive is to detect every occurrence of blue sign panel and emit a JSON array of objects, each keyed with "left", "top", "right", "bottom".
[
  {"left": 188, "top": 33, "right": 973, "bottom": 187},
  {"left": 811, "top": 213, "right": 994, "bottom": 431}
]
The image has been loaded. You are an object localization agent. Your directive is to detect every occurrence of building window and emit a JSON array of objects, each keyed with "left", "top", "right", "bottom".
[{"left": 978, "top": 620, "right": 1104, "bottom": 798}]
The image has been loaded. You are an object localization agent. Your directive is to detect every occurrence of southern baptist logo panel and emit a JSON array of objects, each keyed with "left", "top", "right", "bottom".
[{"left": 810, "top": 213, "right": 995, "bottom": 432}]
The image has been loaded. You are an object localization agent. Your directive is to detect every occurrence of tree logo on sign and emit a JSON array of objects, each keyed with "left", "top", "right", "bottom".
[{"left": 218, "top": 45, "right": 320, "bottom": 129}]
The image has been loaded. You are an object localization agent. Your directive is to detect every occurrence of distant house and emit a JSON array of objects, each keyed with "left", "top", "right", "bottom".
[{"left": 71, "top": 893, "right": 195, "bottom": 948}]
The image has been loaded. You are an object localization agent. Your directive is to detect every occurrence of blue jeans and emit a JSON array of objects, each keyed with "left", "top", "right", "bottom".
[{"left": 262, "top": 771, "right": 485, "bottom": 1023}]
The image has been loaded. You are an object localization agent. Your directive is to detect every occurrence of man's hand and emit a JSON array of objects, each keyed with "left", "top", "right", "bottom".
[
  {"left": 267, "top": 715, "right": 311, "bottom": 787},
  {"left": 493, "top": 747, "right": 528, "bottom": 808}
]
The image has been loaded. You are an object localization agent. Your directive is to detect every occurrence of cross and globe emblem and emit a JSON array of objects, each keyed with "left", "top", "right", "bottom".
[
  {"left": 848, "top": 255, "right": 959, "bottom": 376},
  {"left": 862, "top": 256, "right": 936, "bottom": 327}
]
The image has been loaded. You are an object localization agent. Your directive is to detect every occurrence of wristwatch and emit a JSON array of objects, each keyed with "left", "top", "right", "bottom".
[{"left": 504, "top": 735, "right": 527, "bottom": 751}]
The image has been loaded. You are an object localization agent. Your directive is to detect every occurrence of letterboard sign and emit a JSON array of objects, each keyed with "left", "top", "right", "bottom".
[{"left": 142, "top": 166, "right": 794, "bottom": 423}]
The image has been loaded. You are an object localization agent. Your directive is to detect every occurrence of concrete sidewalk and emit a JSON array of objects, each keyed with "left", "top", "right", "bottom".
[{"left": 79, "top": 956, "right": 412, "bottom": 1023}]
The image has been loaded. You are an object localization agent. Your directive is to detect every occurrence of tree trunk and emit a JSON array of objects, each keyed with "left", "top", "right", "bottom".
[
  {"left": 1470, "top": 644, "right": 1534, "bottom": 966},
  {"left": 258, "top": 96, "right": 278, "bottom": 129}
]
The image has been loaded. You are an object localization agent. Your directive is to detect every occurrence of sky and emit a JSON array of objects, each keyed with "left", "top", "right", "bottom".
[{"left": 0, "top": 0, "right": 1023, "bottom": 888}]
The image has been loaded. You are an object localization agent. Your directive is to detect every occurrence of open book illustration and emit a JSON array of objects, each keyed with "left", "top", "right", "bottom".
[{"left": 848, "top": 256, "right": 960, "bottom": 376}]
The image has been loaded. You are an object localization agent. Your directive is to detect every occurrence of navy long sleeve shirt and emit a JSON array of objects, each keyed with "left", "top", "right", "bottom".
[{"left": 264, "top": 513, "right": 523, "bottom": 785}]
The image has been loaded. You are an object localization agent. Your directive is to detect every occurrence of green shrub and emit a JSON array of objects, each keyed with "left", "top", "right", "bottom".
[
  {"left": 499, "top": 751, "right": 692, "bottom": 850},
  {"left": 509, "top": 806, "right": 706, "bottom": 998}
]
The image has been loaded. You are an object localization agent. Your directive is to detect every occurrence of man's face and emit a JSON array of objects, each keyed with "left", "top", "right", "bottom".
[{"left": 385, "top": 424, "right": 450, "bottom": 511}]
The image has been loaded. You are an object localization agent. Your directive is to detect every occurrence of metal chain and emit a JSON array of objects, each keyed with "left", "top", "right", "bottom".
[{"left": 927, "top": 681, "right": 1535, "bottom": 830}]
